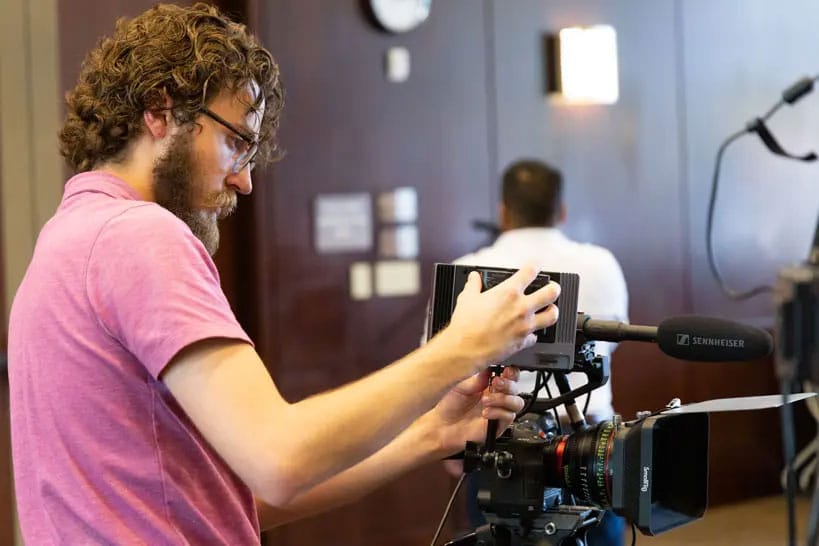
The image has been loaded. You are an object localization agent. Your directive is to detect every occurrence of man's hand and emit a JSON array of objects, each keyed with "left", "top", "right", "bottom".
[
  {"left": 439, "top": 265, "right": 561, "bottom": 375},
  {"left": 253, "top": 366, "right": 525, "bottom": 529},
  {"left": 430, "top": 367, "right": 524, "bottom": 456}
]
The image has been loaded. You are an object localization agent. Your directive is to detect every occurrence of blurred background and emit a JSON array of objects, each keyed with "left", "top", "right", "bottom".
[{"left": 1, "top": 0, "right": 818, "bottom": 544}]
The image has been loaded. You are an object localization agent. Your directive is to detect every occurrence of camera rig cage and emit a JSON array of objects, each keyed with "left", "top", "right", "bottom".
[{"left": 426, "top": 263, "right": 813, "bottom": 546}]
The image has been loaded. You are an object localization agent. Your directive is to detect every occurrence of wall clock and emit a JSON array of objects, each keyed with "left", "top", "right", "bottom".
[{"left": 367, "top": 0, "right": 432, "bottom": 34}]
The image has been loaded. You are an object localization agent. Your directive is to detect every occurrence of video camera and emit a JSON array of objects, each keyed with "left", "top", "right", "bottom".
[
  {"left": 426, "top": 263, "right": 796, "bottom": 546},
  {"left": 459, "top": 410, "right": 709, "bottom": 544}
]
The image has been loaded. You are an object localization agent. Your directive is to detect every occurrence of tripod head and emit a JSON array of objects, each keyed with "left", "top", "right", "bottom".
[{"left": 445, "top": 505, "right": 605, "bottom": 546}]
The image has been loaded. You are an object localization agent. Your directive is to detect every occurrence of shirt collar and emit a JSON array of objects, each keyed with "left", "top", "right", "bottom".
[
  {"left": 63, "top": 171, "right": 145, "bottom": 202},
  {"left": 494, "top": 227, "right": 567, "bottom": 245}
]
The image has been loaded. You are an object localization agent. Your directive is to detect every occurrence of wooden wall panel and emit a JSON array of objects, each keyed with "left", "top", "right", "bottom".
[
  {"left": 247, "top": 1, "right": 493, "bottom": 544},
  {"left": 249, "top": 0, "right": 494, "bottom": 379}
]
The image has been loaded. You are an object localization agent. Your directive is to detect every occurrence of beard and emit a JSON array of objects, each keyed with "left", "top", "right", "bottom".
[{"left": 152, "top": 131, "right": 237, "bottom": 256}]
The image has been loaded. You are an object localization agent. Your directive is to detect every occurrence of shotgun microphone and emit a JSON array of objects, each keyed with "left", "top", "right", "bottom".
[
  {"left": 657, "top": 315, "right": 773, "bottom": 361},
  {"left": 577, "top": 314, "right": 774, "bottom": 362}
]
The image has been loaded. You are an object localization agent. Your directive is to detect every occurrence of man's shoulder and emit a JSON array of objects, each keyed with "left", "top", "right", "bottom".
[
  {"left": 452, "top": 247, "right": 506, "bottom": 267},
  {"left": 40, "top": 195, "right": 182, "bottom": 256},
  {"left": 452, "top": 230, "right": 622, "bottom": 269},
  {"left": 94, "top": 201, "right": 192, "bottom": 244},
  {"left": 66, "top": 200, "right": 209, "bottom": 272},
  {"left": 57, "top": 188, "right": 181, "bottom": 230},
  {"left": 101, "top": 200, "right": 182, "bottom": 226},
  {"left": 564, "top": 239, "right": 621, "bottom": 264}
]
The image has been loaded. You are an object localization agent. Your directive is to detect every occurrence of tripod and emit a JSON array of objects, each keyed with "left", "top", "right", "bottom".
[{"left": 444, "top": 505, "right": 604, "bottom": 546}]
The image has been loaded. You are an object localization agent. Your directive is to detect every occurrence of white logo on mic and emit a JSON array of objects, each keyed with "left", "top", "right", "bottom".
[{"left": 676, "top": 334, "right": 690, "bottom": 346}]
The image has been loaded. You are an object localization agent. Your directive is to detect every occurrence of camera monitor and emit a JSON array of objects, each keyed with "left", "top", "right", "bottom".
[{"left": 427, "top": 264, "right": 579, "bottom": 371}]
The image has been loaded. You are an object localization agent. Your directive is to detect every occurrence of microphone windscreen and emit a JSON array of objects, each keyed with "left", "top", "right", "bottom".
[{"left": 657, "top": 315, "right": 773, "bottom": 362}]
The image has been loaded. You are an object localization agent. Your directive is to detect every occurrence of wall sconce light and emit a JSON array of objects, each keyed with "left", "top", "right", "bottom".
[{"left": 545, "top": 25, "right": 619, "bottom": 105}]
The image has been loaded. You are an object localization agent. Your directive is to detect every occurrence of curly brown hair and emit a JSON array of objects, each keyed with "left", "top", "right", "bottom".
[{"left": 59, "top": 2, "right": 284, "bottom": 173}]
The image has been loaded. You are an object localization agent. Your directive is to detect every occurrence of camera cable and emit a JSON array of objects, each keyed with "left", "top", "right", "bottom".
[
  {"left": 706, "top": 127, "right": 768, "bottom": 300},
  {"left": 429, "top": 473, "right": 465, "bottom": 546},
  {"left": 542, "top": 372, "right": 563, "bottom": 435},
  {"left": 582, "top": 390, "right": 592, "bottom": 417},
  {"left": 518, "top": 370, "right": 546, "bottom": 417}
]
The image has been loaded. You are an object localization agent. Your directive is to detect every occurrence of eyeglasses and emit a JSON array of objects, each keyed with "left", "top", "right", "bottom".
[{"left": 200, "top": 108, "right": 259, "bottom": 173}]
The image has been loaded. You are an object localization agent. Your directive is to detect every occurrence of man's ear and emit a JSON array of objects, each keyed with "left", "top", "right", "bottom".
[
  {"left": 557, "top": 203, "right": 567, "bottom": 225},
  {"left": 143, "top": 93, "right": 173, "bottom": 139},
  {"left": 498, "top": 203, "right": 510, "bottom": 231},
  {"left": 143, "top": 109, "right": 168, "bottom": 139}
]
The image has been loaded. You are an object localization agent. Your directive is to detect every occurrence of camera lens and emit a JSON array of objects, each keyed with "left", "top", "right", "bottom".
[{"left": 542, "top": 421, "right": 617, "bottom": 508}]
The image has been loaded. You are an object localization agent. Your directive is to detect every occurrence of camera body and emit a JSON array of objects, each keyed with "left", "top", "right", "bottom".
[
  {"left": 465, "top": 412, "right": 708, "bottom": 539},
  {"left": 427, "top": 264, "right": 580, "bottom": 371}
]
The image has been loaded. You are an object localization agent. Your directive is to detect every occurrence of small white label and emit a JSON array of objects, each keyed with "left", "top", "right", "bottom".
[
  {"left": 385, "top": 47, "right": 411, "bottom": 83},
  {"left": 379, "top": 225, "right": 419, "bottom": 259},
  {"left": 375, "top": 260, "right": 420, "bottom": 297},
  {"left": 314, "top": 193, "right": 372, "bottom": 253},
  {"left": 349, "top": 262, "right": 373, "bottom": 300},
  {"left": 378, "top": 186, "right": 418, "bottom": 223}
]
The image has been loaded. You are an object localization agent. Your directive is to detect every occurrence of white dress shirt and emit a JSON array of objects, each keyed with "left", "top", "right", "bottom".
[{"left": 454, "top": 227, "right": 629, "bottom": 418}]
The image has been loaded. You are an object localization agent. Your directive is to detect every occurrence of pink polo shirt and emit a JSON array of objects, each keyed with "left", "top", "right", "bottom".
[{"left": 9, "top": 172, "right": 260, "bottom": 544}]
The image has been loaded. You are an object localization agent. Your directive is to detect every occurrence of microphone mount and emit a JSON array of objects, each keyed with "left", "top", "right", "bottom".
[
  {"left": 746, "top": 75, "right": 819, "bottom": 162},
  {"left": 707, "top": 74, "right": 819, "bottom": 301},
  {"left": 576, "top": 313, "right": 656, "bottom": 343}
]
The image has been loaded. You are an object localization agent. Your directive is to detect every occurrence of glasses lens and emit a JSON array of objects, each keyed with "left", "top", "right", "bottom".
[{"left": 234, "top": 143, "right": 258, "bottom": 173}]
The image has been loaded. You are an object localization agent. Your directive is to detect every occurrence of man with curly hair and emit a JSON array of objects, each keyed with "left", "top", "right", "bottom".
[{"left": 7, "top": 4, "right": 561, "bottom": 544}]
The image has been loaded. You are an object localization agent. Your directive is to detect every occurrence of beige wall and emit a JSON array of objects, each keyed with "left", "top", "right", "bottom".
[
  {"left": 0, "top": 0, "right": 63, "bottom": 542},
  {"left": 1, "top": 0, "right": 63, "bottom": 307}
]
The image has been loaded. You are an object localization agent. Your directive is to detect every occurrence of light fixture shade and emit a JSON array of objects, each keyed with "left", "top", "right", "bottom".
[{"left": 552, "top": 25, "right": 619, "bottom": 105}]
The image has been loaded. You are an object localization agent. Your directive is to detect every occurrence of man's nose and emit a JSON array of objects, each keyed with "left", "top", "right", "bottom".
[{"left": 226, "top": 168, "right": 252, "bottom": 195}]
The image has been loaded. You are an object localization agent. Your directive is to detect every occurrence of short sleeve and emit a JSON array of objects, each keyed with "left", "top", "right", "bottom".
[{"left": 86, "top": 204, "right": 252, "bottom": 378}]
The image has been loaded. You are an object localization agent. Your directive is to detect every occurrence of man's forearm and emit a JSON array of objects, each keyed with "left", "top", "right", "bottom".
[
  {"left": 269, "top": 331, "right": 475, "bottom": 500},
  {"left": 256, "top": 412, "right": 445, "bottom": 530},
  {"left": 165, "top": 333, "right": 478, "bottom": 510}
]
